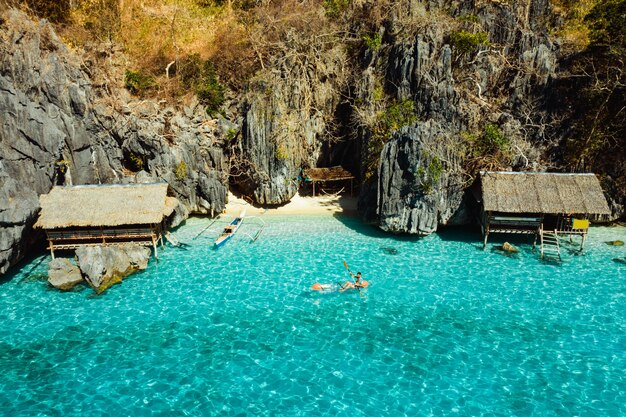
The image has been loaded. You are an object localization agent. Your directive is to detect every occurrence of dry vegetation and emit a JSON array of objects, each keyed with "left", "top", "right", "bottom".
[
  {"left": 551, "top": 0, "right": 600, "bottom": 53},
  {"left": 9, "top": 0, "right": 624, "bottom": 204}
]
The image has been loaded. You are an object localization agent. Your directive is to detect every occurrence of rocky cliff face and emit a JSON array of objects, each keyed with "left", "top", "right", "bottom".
[
  {"left": 377, "top": 123, "right": 469, "bottom": 235},
  {"left": 0, "top": 10, "right": 228, "bottom": 274},
  {"left": 233, "top": 31, "right": 348, "bottom": 205},
  {"left": 357, "top": 0, "right": 558, "bottom": 233},
  {"left": 0, "top": 1, "right": 622, "bottom": 275}
]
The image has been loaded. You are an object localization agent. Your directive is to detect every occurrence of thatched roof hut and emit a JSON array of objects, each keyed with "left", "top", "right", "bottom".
[
  {"left": 304, "top": 166, "right": 355, "bottom": 181},
  {"left": 35, "top": 183, "right": 177, "bottom": 229},
  {"left": 303, "top": 166, "right": 355, "bottom": 196},
  {"left": 480, "top": 171, "right": 610, "bottom": 215}
]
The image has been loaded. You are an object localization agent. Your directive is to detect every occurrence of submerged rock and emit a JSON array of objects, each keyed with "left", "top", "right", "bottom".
[
  {"left": 75, "top": 245, "right": 151, "bottom": 293},
  {"left": 493, "top": 242, "right": 519, "bottom": 255},
  {"left": 380, "top": 246, "right": 399, "bottom": 255},
  {"left": 47, "top": 258, "right": 84, "bottom": 291},
  {"left": 612, "top": 258, "right": 626, "bottom": 265},
  {"left": 606, "top": 240, "right": 624, "bottom": 246},
  {"left": 502, "top": 242, "right": 519, "bottom": 253}
]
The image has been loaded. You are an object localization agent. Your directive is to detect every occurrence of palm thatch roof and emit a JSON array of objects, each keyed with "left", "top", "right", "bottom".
[
  {"left": 305, "top": 166, "right": 354, "bottom": 181},
  {"left": 35, "top": 183, "right": 178, "bottom": 229},
  {"left": 480, "top": 171, "right": 610, "bottom": 215}
]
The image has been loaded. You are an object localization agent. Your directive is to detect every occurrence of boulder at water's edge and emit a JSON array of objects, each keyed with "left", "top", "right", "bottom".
[
  {"left": 75, "top": 245, "right": 151, "bottom": 293},
  {"left": 47, "top": 258, "right": 84, "bottom": 291}
]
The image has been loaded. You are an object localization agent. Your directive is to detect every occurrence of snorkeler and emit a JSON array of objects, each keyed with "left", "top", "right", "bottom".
[{"left": 340, "top": 271, "right": 365, "bottom": 292}]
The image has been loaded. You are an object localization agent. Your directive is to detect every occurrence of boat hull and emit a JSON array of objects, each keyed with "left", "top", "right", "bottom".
[{"left": 214, "top": 212, "right": 245, "bottom": 248}]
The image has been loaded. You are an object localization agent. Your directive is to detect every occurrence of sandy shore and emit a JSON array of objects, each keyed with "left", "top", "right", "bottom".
[{"left": 223, "top": 192, "right": 357, "bottom": 216}]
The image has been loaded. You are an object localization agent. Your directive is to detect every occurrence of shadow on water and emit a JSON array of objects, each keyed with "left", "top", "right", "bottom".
[
  {"left": 0, "top": 251, "right": 49, "bottom": 286},
  {"left": 332, "top": 212, "right": 426, "bottom": 244},
  {"left": 436, "top": 225, "right": 482, "bottom": 244},
  {"left": 332, "top": 212, "right": 389, "bottom": 239}
]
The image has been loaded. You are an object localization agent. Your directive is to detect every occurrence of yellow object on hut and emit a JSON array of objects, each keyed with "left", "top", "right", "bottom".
[{"left": 572, "top": 218, "right": 589, "bottom": 229}]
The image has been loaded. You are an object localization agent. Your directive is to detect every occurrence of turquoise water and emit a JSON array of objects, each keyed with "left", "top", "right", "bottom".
[{"left": 1, "top": 215, "right": 625, "bottom": 416}]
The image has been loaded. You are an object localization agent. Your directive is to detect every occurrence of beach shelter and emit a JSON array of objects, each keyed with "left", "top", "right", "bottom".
[
  {"left": 35, "top": 183, "right": 179, "bottom": 258},
  {"left": 303, "top": 166, "right": 355, "bottom": 196}
]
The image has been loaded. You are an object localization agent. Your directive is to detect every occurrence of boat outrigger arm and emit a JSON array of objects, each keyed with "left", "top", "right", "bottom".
[{"left": 239, "top": 215, "right": 266, "bottom": 243}]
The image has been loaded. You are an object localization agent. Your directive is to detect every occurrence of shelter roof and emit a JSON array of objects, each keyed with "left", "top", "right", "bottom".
[
  {"left": 305, "top": 166, "right": 354, "bottom": 181},
  {"left": 480, "top": 171, "right": 610, "bottom": 215},
  {"left": 35, "top": 183, "right": 177, "bottom": 229}
]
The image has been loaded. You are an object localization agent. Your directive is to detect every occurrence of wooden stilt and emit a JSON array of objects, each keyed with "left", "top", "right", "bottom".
[
  {"left": 152, "top": 234, "right": 158, "bottom": 259},
  {"left": 50, "top": 240, "right": 55, "bottom": 259},
  {"left": 580, "top": 232, "right": 587, "bottom": 252},
  {"left": 482, "top": 213, "right": 490, "bottom": 250},
  {"left": 483, "top": 227, "right": 489, "bottom": 250},
  {"left": 312, "top": 181, "right": 316, "bottom": 197},
  {"left": 158, "top": 226, "right": 164, "bottom": 249}
]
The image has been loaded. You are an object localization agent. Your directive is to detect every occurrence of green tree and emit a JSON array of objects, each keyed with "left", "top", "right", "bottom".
[
  {"left": 449, "top": 30, "right": 490, "bottom": 55},
  {"left": 178, "top": 54, "right": 225, "bottom": 115},
  {"left": 556, "top": 0, "right": 626, "bottom": 206},
  {"left": 585, "top": 0, "right": 626, "bottom": 51}
]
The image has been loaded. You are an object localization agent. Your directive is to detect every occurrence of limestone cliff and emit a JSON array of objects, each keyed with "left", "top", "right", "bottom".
[
  {"left": 0, "top": 0, "right": 624, "bottom": 275},
  {"left": 356, "top": 0, "right": 559, "bottom": 233},
  {"left": 0, "top": 10, "right": 227, "bottom": 274}
]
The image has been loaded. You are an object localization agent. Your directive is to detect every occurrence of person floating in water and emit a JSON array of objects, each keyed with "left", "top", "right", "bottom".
[{"left": 340, "top": 271, "right": 365, "bottom": 292}]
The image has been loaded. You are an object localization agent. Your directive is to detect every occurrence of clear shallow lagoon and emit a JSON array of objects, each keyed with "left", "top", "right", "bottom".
[{"left": 1, "top": 215, "right": 625, "bottom": 416}]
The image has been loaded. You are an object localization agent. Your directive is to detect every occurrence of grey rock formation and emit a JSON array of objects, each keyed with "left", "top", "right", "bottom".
[
  {"left": 359, "top": 0, "right": 559, "bottom": 234},
  {"left": 235, "top": 95, "right": 302, "bottom": 205},
  {"left": 0, "top": 11, "right": 105, "bottom": 273},
  {"left": 0, "top": 177, "right": 41, "bottom": 274},
  {"left": 234, "top": 38, "right": 346, "bottom": 205},
  {"left": 75, "top": 245, "right": 151, "bottom": 293},
  {"left": 100, "top": 100, "right": 229, "bottom": 215},
  {"left": 376, "top": 124, "right": 469, "bottom": 235},
  {"left": 0, "top": 10, "right": 228, "bottom": 274},
  {"left": 47, "top": 258, "right": 84, "bottom": 290}
]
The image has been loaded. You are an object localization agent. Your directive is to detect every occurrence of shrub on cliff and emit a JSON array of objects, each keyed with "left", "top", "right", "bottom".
[
  {"left": 449, "top": 30, "right": 490, "bottom": 55},
  {"left": 585, "top": 0, "right": 626, "bottom": 51},
  {"left": 124, "top": 70, "right": 155, "bottom": 95},
  {"left": 323, "top": 0, "right": 350, "bottom": 19},
  {"left": 178, "top": 54, "right": 225, "bottom": 115},
  {"left": 557, "top": 0, "right": 626, "bottom": 207}
]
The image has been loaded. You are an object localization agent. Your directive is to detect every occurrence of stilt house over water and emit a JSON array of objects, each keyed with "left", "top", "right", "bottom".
[
  {"left": 477, "top": 171, "right": 611, "bottom": 259},
  {"left": 35, "top": 183, "right": 178, "bottom": 259}
]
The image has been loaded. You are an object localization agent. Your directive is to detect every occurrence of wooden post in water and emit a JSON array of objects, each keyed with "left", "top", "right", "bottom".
[
  {"left": 482, "top": 212, "right": 490, "bottom": 250},
  {"left": 151, "top": 234, "right": 158, "bottom": 259},
  {"left": 580, "top": 232, "right": 587, "bottom": 252}
]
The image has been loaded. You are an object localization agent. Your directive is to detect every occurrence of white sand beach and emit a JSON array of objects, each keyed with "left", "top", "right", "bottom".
[{"left": 223, "top": 192, "right": 357, "bottom": 216}]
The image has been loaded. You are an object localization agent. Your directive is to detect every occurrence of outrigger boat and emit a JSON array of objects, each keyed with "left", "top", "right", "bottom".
[{"left": 214, "top": 209, "right": 246, "bottom": 248}]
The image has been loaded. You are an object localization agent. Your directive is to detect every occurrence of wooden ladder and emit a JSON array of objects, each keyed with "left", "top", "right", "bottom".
[{"left": 540, "top": 227, "right": 561, "bottom": 261}]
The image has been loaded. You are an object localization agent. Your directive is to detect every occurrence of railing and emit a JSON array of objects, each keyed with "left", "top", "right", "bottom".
[
  {"left": 487, "top": 215, "right": 542, "bottom": 234},
  {"left": 555, "top": 216, "right": 590, "bottom": 235},
  {"left": 47, "top": 228, "right": 155, "bottom": 241}
]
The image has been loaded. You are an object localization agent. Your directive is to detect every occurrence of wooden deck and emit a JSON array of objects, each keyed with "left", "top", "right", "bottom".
[
  {"left": 47, "top": 228, "right": 155, "bottom": 240},
  {"left": 482, "top": 212, "right": 589, "bottom": 259},
  {"left": 46, "top": 226, "right": 163, "bottom": 258}
]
